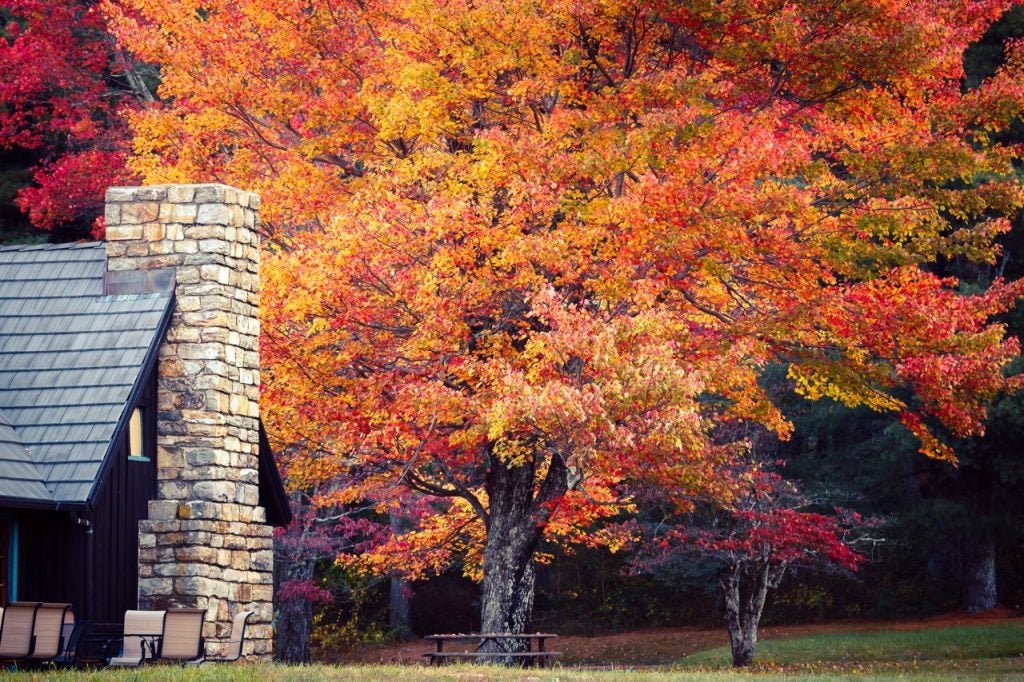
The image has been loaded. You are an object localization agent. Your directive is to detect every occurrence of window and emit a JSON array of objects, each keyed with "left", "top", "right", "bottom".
[{"left": 128, "top": 407, "right": 148, "bottom": 460}]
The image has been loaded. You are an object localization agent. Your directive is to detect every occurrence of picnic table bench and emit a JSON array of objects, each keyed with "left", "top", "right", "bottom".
[{"left": 423, "top": 633, "right": 560, "bottom": 667}]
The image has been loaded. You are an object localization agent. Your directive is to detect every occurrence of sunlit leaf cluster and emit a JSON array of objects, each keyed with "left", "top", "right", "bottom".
[{"left": 110, "top": 0, "right": 1024, "bottom": 577}]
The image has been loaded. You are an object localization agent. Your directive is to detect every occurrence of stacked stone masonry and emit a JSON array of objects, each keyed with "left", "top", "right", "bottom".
[{"left": 105, "top": 184, "right": 273, "bottom": 660}]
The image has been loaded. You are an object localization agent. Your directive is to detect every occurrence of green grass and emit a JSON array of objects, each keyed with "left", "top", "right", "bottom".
[
  {"left": 4, "top": 622, "right": 1024, "bottom": 680},
  {"left": 682, "top": 622, "right": 1024, "bottom": 669},
  {"left": 4, "top": 660, "right": 1024, "bottom": 681},
  {"left": 1, "top": 667, "right": 1019, "bottom": 682}
]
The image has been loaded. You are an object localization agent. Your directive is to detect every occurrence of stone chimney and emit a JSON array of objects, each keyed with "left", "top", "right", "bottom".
[{"left": 104, "top": 184, "right": 273, "bottom": 659}]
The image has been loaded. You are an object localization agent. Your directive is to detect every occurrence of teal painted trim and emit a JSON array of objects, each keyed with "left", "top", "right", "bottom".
[
  {"left": 127, "top": 455, "right": 151, "bottom": 463},
  {"left": 9, "top": 520, "right": 18, "bottom": 601}
]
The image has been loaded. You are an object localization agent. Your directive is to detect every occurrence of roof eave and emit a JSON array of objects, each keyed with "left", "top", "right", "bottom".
[
  {"left": 0, "top": 495, "right": 86, "bottom": 511},
  {"left": 84, "top": 291, "right": 176, "bottom": 508}
]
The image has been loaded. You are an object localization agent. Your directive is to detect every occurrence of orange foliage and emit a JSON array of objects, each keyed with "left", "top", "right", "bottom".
[{"left": 110, "top": 0, "right": 1024, "bottom": 576}]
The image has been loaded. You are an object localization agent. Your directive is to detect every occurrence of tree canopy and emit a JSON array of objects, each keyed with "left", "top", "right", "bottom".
[{"left": 109, "top": 0, "right": 1024, "bottom": 632}]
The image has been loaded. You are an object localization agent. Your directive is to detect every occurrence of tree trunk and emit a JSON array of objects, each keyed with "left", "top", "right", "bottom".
[
  {"left": 479, "top": 456, "right": 540, "bottom": 650},
  {"left": 479, "top": 535, "right": 537, "bottom": 651},
  {"left": 722, "top": 562, "right": 773, "bottom": 667},
  {"left": 961, "top": 468, "right": 997, "bottom": 614},
  {"left": 962, "top": 528, "right": 997, "bottom": 613},
  {"left": 473, "top": 449, "right": 570, "bottom": 661},
  {"left": 275, "top": 556, "right": 315, "bottom": 663},
  {"left": 388, "top": 509, "right": 414, "bottom": 639},
  {"left": 723, "top": 570, "right": 753, "bottom": 667},
  {"left": 389, "top": 574, "right": 414, "bottom": 639}
]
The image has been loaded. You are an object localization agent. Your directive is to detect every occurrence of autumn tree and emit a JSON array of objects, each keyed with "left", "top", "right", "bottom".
[
  {"left": 0, "top": 0, "right": 150, "bottom": 239},
  {"left": 109, "top": 0, "right": 1024, "bottom": 640},
  {"left": 274, "top": 488, "right": 391, "bottom": 663},
  {"left": 273, "top": 476, "right": 423, "bottom": 661},
  {"left": 632, "top": 466, "right": 872, "bottom": 666}
]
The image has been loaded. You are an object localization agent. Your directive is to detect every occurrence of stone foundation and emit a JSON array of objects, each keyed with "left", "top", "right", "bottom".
[{"left": 104, "top": 184, "right": 273, "bottom": 660}]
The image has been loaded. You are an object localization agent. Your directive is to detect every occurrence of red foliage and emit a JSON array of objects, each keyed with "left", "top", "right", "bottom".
[
  {"left": 276, "top": 579, "right": 334, "bottom": 606},
  {"left": 0, "top": 0, "right": 139, "bottom": 236},
  {"left": 688, "top": 507, "right": 865, "bottom": 574},
  {"left": 636, "top": 469, "right": 873, "bottom": 578},
  {"left": 16, "top": 150, "right": 130, "bottom": 238},
  {"left": 273, "top": 492, "right": 392, "bottom": 606}
]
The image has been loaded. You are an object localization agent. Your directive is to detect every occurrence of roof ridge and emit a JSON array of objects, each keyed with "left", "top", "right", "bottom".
[{"left": 0, "top": 241, "right": 103, "bottom": 253}]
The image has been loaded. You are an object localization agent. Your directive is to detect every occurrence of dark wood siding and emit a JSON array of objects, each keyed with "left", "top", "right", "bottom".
[
  {"left": 0, "top": 520, "right": 9, "bottom": 606},
  {"left": 15, "top": 510, "right": 86, "bottom": 610},
  {"left": 89, "top": 436, "right": 155, "bottom": 621},
  {"left": 89, "top": 366, "right": 158, "bottom": 623}
]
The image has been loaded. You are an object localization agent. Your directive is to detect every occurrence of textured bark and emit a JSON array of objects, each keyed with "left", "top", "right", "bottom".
[
  {"left": 961, "top": 468, "right": 997, "bottom": 614},
  {"left": 274, "top": 557, "right": 315, "bottom": 663},
  {"left": 471, "top": 449, "right": 570, "bottom": 661},
  {"left": 722, "top": 562, "right": 774, "bottom": 667},
  {"left": 962, "top": 529, "right": 997, "bottom": 613},
  {"left": 479, "top": 537, "right": 537, "bottom": 652},
  {"left": 479, "top": 457, "right": 541, "bottom": 650}
]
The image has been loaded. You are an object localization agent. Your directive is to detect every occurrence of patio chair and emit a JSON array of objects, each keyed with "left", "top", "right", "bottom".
[
  {"left": 200, "top": 610, "right": 252, "bottom": 664},
  {"left": 51, "top": 614, "right": 84, "bottom": 668},
  {"left": 26, "top": 603, "right": 72, "bottom": 666},
  {"left": 0, "top": 602, "right": 41, "bottom": 666},
  {"left": 158, "top": 608, "right": 205, "bottom": 665},
  {"left": 107, "top": 610, "right": 165, "bottom": 667}
]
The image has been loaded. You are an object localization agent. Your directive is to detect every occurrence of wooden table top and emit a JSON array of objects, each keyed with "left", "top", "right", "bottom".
[{"left": 424, "top": 632, "right": 557, "bottom": 639}]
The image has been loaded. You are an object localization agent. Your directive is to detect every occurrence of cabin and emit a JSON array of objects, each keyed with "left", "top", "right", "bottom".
[{"left": 0, "top": 184, "right": 290, "bottom": 659}]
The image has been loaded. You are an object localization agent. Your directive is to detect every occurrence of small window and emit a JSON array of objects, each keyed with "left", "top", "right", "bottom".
[{"left": 128, "top": 407, "right": 148, "bottom": 460}]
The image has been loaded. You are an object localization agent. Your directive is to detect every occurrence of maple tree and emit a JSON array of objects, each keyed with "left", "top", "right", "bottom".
[
  {"left": 109, "top": 0, "right": 1024, "bottom": 639},
  {"left": 632, "top": 465, "right": 873, "bottom": 666},
  {"left": 0, "top": 0, "right": 147, "bottom": 238},
  {"left": 274, "top": 487, "right": 390, "bottom": 663},
  {"left": 273, "top": 476, "right": 423, "bottom": 661}
]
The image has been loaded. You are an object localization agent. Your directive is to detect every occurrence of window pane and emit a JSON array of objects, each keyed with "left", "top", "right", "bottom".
[{"left": 129, "top": 407, "right": 144, "bottom": 457}]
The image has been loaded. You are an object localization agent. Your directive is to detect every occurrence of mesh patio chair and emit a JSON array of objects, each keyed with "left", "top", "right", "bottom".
[
  {"left": 158, "top": 608, "right": 205, "bottom": 665},
  {"left": 200, "top": 610, "right": 252, "bottom": 664},
  {"left": 0, "top": 602, "right": 41, "bottom": 666},
  {"left": 51, "top": 612, "right": 84, "bottom": 668},
  {"left": 108, "top": 610, "right": 165, "bottom": 667},
  {"left": 26, "top": 603, "right": 72, "bottom": 665}
]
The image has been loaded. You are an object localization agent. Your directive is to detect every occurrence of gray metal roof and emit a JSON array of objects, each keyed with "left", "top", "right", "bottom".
[{"left": 0, "top": 242, "right": 173, "bottom": 505}]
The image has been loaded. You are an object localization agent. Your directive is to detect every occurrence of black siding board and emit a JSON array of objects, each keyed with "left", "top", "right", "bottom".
[
  {"left": 16, "top": 511, "right": 86, "bottom": 613},
  {"left": 89, "top": 421, "right": 155, "bottom": 623},
  {"left": 89, "top": 369, "right": 158, "bottom": 623}
]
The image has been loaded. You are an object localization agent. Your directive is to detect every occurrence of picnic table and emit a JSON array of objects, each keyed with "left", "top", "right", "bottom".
[{"left": 423, "top": 632, "right": 561, "bottom": 667}]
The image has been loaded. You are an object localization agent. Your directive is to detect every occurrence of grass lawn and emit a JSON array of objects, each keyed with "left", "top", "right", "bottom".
[
  {"left": 675, "top": 621, "right": 1024, "bottom": 679},
  {"left": 683, "top": 621, "right": 1024, "bottom": 668},
  {"left": 0, "top": 667, "right": 1018, "bottom": 682},
  {"left": 5, "top": 620, "right": 1023, "bottom": 680}
]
